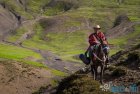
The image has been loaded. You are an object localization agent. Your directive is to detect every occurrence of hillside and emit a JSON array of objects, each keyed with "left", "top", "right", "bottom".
[
  {"left": 0, "top": 59, "right": 53, "bottom": 94},
  {"left": 0, "top": 0, "right": 140, "bottom": 94},
  {"left": 57, "top": 43, "right": 140, "bottom": 93}
]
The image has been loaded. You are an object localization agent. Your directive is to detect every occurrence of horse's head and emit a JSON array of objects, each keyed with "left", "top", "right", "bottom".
[{"left": 96, "top": 44, "right": 106, "bottom": 62}]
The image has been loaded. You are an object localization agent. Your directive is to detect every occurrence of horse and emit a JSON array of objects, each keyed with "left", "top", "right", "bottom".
[{"left": 90, "top": 44, "right": 107, "bottom": 84}]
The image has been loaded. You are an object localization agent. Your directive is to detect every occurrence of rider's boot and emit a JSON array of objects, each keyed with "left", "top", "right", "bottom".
[{"left": 106, "top": 56, "right": 110, "bottom": 68}]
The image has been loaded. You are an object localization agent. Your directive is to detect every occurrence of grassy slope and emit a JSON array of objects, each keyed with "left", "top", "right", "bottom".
[
  {"left": 23, "top": 0, "right": 140, "bottom": 61},
  {"left": 109, "top": 24, "right": 140, "bottom": 55},
  {"left": 0, "top": 43, "right": 65, "bottom": 76},
  {"left": 0, "top": 0, "right": 65, "bottom": 77},
  {"left": 0, "top": 43, "right": 42, "bottom": 61},
  {"left": 23, "top": 26, "right": 88, "bottom": 62},
  {"left": 1, "top": 0, "right": 140, "bottom": 63}
]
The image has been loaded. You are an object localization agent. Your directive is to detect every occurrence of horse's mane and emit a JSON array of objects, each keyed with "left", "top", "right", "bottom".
[{"left": 97, "top": 44, "right": 105, "bottom": 60}]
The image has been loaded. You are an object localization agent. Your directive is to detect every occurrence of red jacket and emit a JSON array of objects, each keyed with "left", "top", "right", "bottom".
[{"left": 89, "top": 31, "right": 108, "bottom": 45}]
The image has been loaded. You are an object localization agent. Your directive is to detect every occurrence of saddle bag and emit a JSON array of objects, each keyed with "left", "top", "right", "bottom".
[{"left": 79, "top": 54, "right": 90, "bottom": 65}]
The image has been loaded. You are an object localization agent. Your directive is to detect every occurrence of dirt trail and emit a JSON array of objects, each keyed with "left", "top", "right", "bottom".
[
  {"left": 2, "top": 39, "right": 84, "bottom": 74},
  {"left": 2, "top": 14, "right": 84, "bottom": 73},
  {"left": 14, "top": 16, "right": 49, "bottom": 45},
  {"left": 2, "top": 14, "right": 85, "bottom": 73}
]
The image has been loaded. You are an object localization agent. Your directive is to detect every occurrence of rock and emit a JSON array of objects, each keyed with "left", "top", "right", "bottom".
[
  {"left": 113, "top": 14, "right": 130, "bottom": 27},
  {"left": 0, "top": 4, "right": 19, "bottom": 41},
  {"left": 106, "top": 15, "right": 135, "bottom": 38}
]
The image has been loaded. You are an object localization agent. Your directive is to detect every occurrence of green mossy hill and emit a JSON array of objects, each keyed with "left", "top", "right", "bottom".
[{"left": 57, "top": 73, "right": 113, "bottom": 94}]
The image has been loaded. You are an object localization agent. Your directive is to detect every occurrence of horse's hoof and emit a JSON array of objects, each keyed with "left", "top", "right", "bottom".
[
  {"left": 100, "top": 81, "right": 104, "bottom": 84},
  {"left": 107, "top": 64, "right": 110, "bottom": 68}
]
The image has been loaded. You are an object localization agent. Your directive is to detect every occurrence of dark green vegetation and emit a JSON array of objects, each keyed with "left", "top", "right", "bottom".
[
  {"left": 111, "top": 67, "right": 126, "bottom": 77},
  {"left": 104, "top": 43, "right": 140, "bottom": 89},
  {"left": 111, "top": 43, "right": 140, "bottom": 70},
  {"left": 57, "top": 73, "right": 113, "bottom": 94}
]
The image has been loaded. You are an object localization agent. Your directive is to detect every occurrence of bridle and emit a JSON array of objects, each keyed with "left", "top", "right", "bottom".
[{"left": 93, "top": 53, "right": 106, "bottom": 63}]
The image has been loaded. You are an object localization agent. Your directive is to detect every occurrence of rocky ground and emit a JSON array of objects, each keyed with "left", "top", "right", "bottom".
[
  {"left": 56, "top": 43, "right": 140, "bottom": 94},
  {"left": 0, "top": 59, "right": 53, "bottom": 94}
]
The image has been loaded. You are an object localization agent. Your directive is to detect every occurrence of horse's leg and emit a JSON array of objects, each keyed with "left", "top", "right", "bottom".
[
  {"left": 91, "top": 65, "right": 95, "bottom": 80},
  {"left": 94, "top": 66, "right": 98, "bottom": 80},
  {"left": 91, "top": 65, "right": 97, "bottom": 80},
  {"left": 100, "top": 64, "right": 105, "bottom": 84},
  {"left": 94, "top": 65, "right": 97, "bottom": 80}
]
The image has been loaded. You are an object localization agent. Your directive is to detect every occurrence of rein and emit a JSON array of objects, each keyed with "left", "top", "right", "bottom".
[{"left": 93, "top": 53, "right": 106, "bottom": 62}]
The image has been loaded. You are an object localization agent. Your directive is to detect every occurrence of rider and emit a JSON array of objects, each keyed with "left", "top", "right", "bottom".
[{"left": 85, "top": 25, "right": 109, "bottom": 64}]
